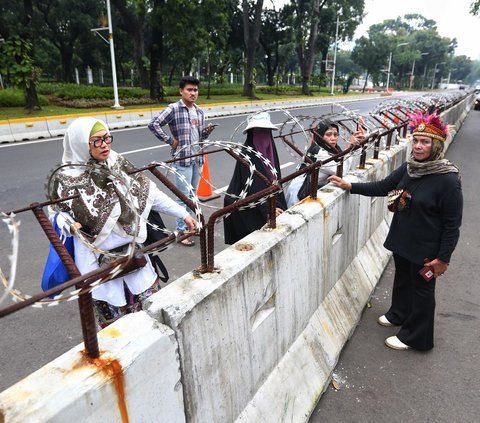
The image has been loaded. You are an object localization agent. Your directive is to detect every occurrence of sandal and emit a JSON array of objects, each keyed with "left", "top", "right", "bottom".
[{"left": 180, "top": 238, "right": 195, "bottom": 247}]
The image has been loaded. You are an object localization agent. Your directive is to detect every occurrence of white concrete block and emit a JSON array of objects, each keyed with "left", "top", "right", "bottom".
[
  {"left": 0, "top": 121, "right": 14, "bottom": 143},
  {"left": 9, "top": 118, "right": 51, "bottom": 141},
  {"left": 0, "top": 312, "right": 185, "bottom": 423},
  {"left": 46, "top": 115, "right": 79, "bottom": 137}
]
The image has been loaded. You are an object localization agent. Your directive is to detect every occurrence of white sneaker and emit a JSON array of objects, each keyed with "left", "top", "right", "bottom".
[
  {"left": 385, "top": 336, "right": 410, "bottom": 350},
  {"left": 377, "top": 315, "right": 395, "bottom": 327}
]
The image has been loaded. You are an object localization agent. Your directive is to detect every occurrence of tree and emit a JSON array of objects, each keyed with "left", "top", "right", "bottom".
[
  {"left": 258, "top": 6, "right": 287, "bottom": 86},
  {"left": 148, "top": 0, "right": 164, "bottom": 101},
  {"left": 197, "top": 0, "right": 232, "bottom": 98},
  {"left": 242, "top": 0, "right": 264, "bottom": 98},
  {"left": 0, "top": 0, "right": 41, "bottom": 111},
  {"left": 110, "top": 0, "right": 148, "bottom": 89},
  {"left": 352, "top": 15, "right": 456, "bottom": 90},
  {"left": 290, "top": 0, "right": 325, "bottom": 95},
  {"left": 35, "top": 0, "right": 100, "bottom": 82},
  {"left": 470, "top": 0, "right": 480, "bottom": 15},
  {"left": 450, "top": 55, "right": 472, "bottom": 83}
]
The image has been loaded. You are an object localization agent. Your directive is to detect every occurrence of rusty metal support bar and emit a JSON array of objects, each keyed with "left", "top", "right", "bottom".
[
  {"left": 5, "top": 194, "right": 79, "bottom": 215},
  {"left": 280, "top": 135, "right": 314, "bottom": 163},
  {"left": 268, "top": 196, "right": 277, "bottom": 229},
  {"left": 385, "top": 130, "right": 393, "bottom": 150},
  {"left": 31, "top": 204, "right": 100, "bottom": 358},
  {"left": 0, "top": 233, "right": 179, "bottom": 318},
  {"left": 373, "top": 133, "right": 381, "bottom": 160},
  {"left": 310, "top": 168, "right": 319, "bottom": 199},
  {"left": 206, "top": 185, "right": 279, "bottom": 272},
  {"left": 336, "top": 158, "right": 344, "bottom": 178}
]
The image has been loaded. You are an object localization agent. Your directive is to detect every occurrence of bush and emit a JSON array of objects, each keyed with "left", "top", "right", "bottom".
[
  {"left": 37, "top": 83, "right": 150, "bottom": 100},
  {"left": 0, "top": 88, "right": 48, "bottom": 107},
  {"left": 256, "top": 85, "right": 302, "bottom": 95}
]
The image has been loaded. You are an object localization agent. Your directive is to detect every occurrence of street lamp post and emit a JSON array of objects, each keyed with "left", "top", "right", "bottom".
[
  {"left": 330, "top": 15, "right": 352, "bottom": 95},
  {"left": 409, "top": 52, "right": 429, "bottom": 90},
  {"left": 106, "top": 0, "right": 121, "bottom": 109},
  {"left": 91, "top": 0, "right": 122, "bottom": 109},
  {"left": 386, "top": 42, "right": 409, "bottom": 91},
  {"left": 430, "top": 62, "right": 446, "bottom": 90}
]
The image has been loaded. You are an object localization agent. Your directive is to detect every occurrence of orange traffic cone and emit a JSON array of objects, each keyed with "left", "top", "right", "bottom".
[{"left": 197, "top": 154, "right": 220, "bottom": 202}]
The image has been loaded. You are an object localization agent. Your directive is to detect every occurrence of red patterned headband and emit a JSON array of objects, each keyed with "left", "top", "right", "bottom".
[{"left": 408, "top": 112, "right": 447, "bottom": 142}]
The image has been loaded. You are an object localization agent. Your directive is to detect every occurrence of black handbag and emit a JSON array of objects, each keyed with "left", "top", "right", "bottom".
[{"left": 144, "top": 210, "right": 170, "bottom": 282}]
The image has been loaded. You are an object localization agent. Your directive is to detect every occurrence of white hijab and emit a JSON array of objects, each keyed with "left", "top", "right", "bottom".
[{"left": 56, "top": 117, "right": 153, "bottom": 244}]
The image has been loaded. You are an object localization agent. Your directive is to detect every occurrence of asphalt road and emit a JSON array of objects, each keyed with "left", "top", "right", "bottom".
[
  {"left": 310, "top": 108, "right": 480, "bottom": 422},
  {"left": 0, "top": 95, "right": 411, "bottom": 392}
]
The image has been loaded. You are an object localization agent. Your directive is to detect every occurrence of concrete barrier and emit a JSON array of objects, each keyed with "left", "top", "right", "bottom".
[
  {"left": 46, "top": 115, "right": 79, "bottom": 138},
  {"left": 104, "top": 110, "right": 134, "bottom": 129},
  {"left": 0, "top": 312, "right": 186, "bottom": 423},
  {"left": 129, "top": 108, "right": 153, "bottom": 126},
  {"left": 143, "top": 143, "right": 402, "bottom": 423},
  {"left": 9, "top": 117, "right": 51, "bottom": 141},
  {"left": 0, "top": 121, "right": 14, "bottom": 143},
  {"left": 0, "top": 97, "right": 469, "bottom": 422}
]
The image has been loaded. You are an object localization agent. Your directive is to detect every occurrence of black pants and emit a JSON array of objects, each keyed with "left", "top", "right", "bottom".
[{"left": 385, "top": 253, "right": 436, "bottom": 351}]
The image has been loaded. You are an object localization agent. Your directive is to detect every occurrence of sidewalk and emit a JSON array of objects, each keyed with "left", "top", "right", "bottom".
[{"left": 310, "top": 110, "right": 480, "bottom": 422}]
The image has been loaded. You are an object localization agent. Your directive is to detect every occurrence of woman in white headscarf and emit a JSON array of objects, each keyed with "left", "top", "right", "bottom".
[{"left": 50, "top": 117, "right": 196, "bottom": 328}]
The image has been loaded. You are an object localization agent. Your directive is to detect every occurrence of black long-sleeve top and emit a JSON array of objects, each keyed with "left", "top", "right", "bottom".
[{"left": 351, "top": 162, "right": 463, "bottom": 265}]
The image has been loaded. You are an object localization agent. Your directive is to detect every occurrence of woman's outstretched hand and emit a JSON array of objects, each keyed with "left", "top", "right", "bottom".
[
  {"left": 347, "top": 129, "right": 365, "bottom": 146},
  {"left": 328, "top": 175, "right": 352, "bottom": 190}
]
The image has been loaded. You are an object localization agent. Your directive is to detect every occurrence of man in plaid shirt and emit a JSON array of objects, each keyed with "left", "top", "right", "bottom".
[{"left": 148, "top": 76, "right": 215, "bottom": 245}]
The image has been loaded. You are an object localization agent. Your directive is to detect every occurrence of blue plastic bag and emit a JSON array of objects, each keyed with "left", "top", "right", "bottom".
[{"left": 41, "top": 214, "right": 75, "bottom": 298}]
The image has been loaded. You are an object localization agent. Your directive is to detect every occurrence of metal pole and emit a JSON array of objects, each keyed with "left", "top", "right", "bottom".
[
  {"left": 330, "top": 15, "right": 340, "bottom": 95},
  {"left": 106, "top": 0, "right": 122, "bottom": 109},
  {"left": 386, "top": 51, "right": 392, "bottom": 91}
]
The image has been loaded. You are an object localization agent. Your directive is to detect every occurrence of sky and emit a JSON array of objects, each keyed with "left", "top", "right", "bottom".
[
  {"left": 268, "top": 0, "right": 480, "bottom": 60},
  {"left": 354, "top": 0, "right": 480, "bottom": 60}
]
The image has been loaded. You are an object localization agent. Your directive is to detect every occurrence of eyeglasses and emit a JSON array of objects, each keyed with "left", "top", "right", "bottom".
[{"left": 89, "top": 134, "right": 113, "bottom": 148}]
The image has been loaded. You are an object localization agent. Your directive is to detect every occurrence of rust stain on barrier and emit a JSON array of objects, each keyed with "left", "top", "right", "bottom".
[
  {"left": 74, "top": 350, "right": 130, "bottom": 423},
  {"left": 235, "top": 243, "right": 254, "bottom": 251},
  {"left": 303, "top": 196, "right": 326, "bottom": 209}
]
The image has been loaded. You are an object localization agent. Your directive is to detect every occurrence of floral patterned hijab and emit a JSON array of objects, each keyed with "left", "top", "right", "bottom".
[{"left": 55, "top": 117, "right": 153, "bottom": 244}]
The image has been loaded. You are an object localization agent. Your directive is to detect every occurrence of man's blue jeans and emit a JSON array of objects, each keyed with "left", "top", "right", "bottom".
[{"left": 173, "top": 160, "right": 203, "bottom": 231}]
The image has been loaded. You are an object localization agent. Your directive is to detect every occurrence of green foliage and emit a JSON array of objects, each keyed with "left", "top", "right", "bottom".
[
  {"left": 0, "top": 36, "right": 41, "bottom": 90},
  {"left": 471, "top": 1, "right": 480, "bottom": 15},
  {"left": 36, "top": 83, "right": 149, "bottom": 100},
  {"left": 0, "top": 89, "right": 48, "bottom": 107}
]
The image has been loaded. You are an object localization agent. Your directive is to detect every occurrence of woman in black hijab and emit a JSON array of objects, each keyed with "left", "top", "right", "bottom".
[
  {"left": 286, "top": 119, "right": 360, "bottom": 208},
  {"left": 223, "top": 112, "right": 287, "bottom": 245}
]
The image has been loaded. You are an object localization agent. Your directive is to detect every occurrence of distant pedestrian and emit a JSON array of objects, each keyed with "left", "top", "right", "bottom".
[
  {"left": 223, "top": 112, "right": 287, "bottom": 245},
  {"left": 148, "top": 76, "right": 215, "bottom": 246},
  {"left": 329, "top": 112, "right": 463, "bottom": 351}
]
